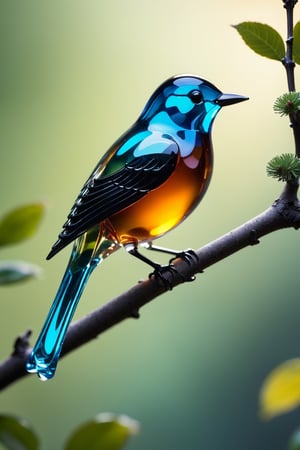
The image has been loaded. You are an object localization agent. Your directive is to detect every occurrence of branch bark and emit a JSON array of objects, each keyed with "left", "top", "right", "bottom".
[
  {"left": 282, "top": 0, "right": 300, "bottom": 157},
  {"left": 0, "top": 181, "right": 299, "bottom": 391}
]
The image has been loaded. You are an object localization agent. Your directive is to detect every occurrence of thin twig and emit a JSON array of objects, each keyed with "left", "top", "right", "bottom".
[
  {"left": 283, "top": 0, "right": 296, "bottom": 91},
  {"left": 282, "top": 0, "right": 300, "bottom": 156}
]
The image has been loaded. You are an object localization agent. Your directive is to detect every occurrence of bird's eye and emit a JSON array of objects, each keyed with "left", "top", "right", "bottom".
[{"left": 189, "top": 90, "right": 203, "bottom": 104}]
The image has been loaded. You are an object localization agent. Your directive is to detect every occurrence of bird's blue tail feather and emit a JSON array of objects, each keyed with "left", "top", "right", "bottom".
[
  {"left": 26, "top": 261, "right": 97, "bottom": 380},
  {"left": 26, "top": 223, "right": 120, "bottom": 380}
]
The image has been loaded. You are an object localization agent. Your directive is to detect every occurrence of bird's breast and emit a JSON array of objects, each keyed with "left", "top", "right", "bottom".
[{"left": 108, "top": 135, "right": 213, "bottom": 245}]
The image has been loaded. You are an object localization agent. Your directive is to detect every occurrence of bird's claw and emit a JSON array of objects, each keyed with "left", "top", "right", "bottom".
[
  {"left": 149, "top": 253, "right": 198, "bottom": 288},
  {"left": 169, "top": 249, "right": 199, "bottom": 281},
  {"left": 149, "top": 264, "right": 178, "bottom": 290},
  {"left": 169, "top": 248, "right": 198, "bottom": 265},
  {"left": 170, "top": 248, "right": 199, "bottom": 281}
]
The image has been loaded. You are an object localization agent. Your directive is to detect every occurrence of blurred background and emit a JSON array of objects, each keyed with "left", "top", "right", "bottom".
[{"left": 1, "top": 0, "right": 300, "bottom": 449}]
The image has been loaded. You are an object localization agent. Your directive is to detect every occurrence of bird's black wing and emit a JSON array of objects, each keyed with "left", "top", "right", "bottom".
[{"left": 47, "top": 152, "right": 178, "bottom": 259}]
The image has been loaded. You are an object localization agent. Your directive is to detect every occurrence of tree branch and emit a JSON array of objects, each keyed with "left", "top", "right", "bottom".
[{"left": 0, "top": 181, "right": 299, "bottom": 391}]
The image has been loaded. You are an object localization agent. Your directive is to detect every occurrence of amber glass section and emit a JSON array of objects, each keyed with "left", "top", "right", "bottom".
[{"left": 108, "top": 135, "right": 213, "bottom": 245}]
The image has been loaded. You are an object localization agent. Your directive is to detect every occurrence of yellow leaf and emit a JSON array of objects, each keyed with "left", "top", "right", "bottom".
[{"left": 259, "top": 358, "right": 300, "bottom": 420}]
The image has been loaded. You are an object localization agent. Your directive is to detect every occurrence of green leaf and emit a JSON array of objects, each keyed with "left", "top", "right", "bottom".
[
  {"left": 273, "top": 92, "right": 300, "bottom": 116},
  {"left": 288, "top": 428, "right": 300, "bottom": 450},
  {"left": 233, "top": 22, "right": 285, "bottom": 61},
  {"left": 0, "top": 414, "right": 39, "bottom": 450},
  {"left": 0, "top": 203, "right": 45, "bottom": 247},
  {"left": 266, "top": 153, "right": 300, "bottom": 182},
  {"left": 65, "top": 413, "right": 139, "bottom": 450},
  {"left": 0, "top": 261, "right": 42, "bottom": 285},
  {"left": 293, "top": 22, "right": 300, "bottom": 64}
]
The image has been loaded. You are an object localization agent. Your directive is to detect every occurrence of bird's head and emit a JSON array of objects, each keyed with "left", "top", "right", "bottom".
[{"left": 140, "top": 75, "right": 248, "bottom": 133}]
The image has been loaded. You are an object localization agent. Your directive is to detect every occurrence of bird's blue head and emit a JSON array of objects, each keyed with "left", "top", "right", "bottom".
[{"left": 140, "top": 75, "right": 248, "bottom": 133}]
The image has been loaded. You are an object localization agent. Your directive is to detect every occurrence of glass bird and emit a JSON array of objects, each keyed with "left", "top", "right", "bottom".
[{"left": 26, "top": 74, "right": 248, "bottom": 380}]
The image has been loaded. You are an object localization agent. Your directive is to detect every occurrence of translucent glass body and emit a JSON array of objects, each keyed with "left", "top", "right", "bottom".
[
  {"left": 109, "top": 137, "right": 213, "bottom": 244},
  {"left": 26, "top": 75, "right": 246, "bottom": 380}
]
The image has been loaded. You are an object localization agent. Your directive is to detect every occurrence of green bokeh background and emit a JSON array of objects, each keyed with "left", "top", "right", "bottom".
[{"left": 1, "top": 1, "right": 300, "bottom": 449}]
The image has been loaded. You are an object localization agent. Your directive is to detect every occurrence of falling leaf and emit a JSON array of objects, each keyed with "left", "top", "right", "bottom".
[
  {"left": 259, "top": 358, "right": 300, "bottom": 420},
  {"left": 288, "top": 428, "right": 300, "bottom": 450},
  {"left": 65, "top": 413, "right": 139, "bottom": 450},
  {"left": 0, "top": 414, "right": 39, "bottom": 450},
  {"left": 0, "top": 203, "right": 45, "bottom": 247},
  {"left": 0, "top": 261, "right": 42, "bottom": 285}
]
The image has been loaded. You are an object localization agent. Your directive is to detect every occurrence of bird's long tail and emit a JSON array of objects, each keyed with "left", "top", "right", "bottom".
[{"left": 26, "top": 222, "right": 120, "bottom": 380}]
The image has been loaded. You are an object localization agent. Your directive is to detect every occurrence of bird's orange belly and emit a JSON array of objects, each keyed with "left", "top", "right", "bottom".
[{"left": 108, "top": 143, "right": 213, "bottom": 245}]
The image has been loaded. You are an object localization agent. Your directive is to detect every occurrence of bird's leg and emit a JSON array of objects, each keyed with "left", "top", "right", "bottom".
[
  {"left": 126, "top": 244, "right": 178, "bottom": 290},
  {"left": 143, "top": 242, "right": 199, "bottom": 267},
  {"left": 127, "top": 245, "right": 160, "bottom": 270}
]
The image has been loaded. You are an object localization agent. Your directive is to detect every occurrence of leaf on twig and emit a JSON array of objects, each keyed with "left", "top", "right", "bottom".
[
  {"left": 0, "top": 414, "right": 39, "bottom": 450},
  {"left": 233, "top": 22, "right": 285, "bottom": 61},
  {"left": 259, "top": 358, "right": 300, "bottom": 420},
  {"left": 293, "top": 22, "right": 300, "bottom": 64},
  {"left": 266, "top": 153, "right": 300, "bottom": 181},
  {"left": 273, "top": 92, "right": 300, "bottom": 116},
  {"left": 0, "top": 203, "right": 45, "bottom": 247},
  {"left": 0, "top": 261, "right": 42, "bottom": 285},
  {"left": 64, "top": 413, "right": 139, "bottom": 450}
]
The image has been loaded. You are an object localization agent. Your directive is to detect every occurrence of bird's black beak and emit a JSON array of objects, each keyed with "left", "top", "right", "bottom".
[{"left": 216, "top": 93, "right": 249, "bottom": 107}]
